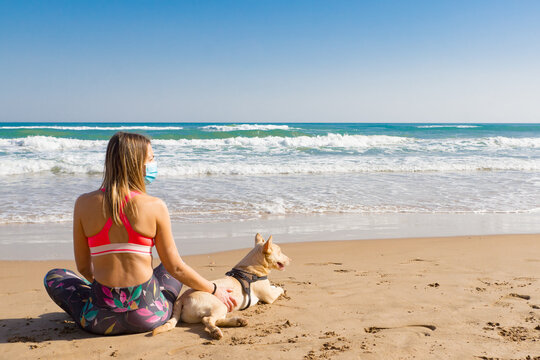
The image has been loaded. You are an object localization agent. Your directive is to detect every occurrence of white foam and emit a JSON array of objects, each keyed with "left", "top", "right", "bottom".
[
  {"left": 0, "top": 136, "right": 107, "bottom": 151},
  {"left": 417, "top": 125, "right": 480, "bottom": 128},
  {"left": 3, "top": 194, "right": 539, "bottom": 225},
  {"left": 1, "top": 165, "right": 539, "bottom": 226},
  {"left": 481, "top": 136, "right": 540, "bottom": 148},
  {"left": 0, "top": 125, "right": 183, "bottom": 130},
  {"left": 0, "top": 213, "right": 72, "bottom": 225},
  {"left": 3, "top": 134, "right": 538, "bottom": 156},
  {"left": 259, "top": 197, "right": 289, "bottom": 214},
  {"left": 154, "top": 134, "right": 540, "bottom": 151},
  {"left": 200, "top": 124, "right": 294, "bottom": 131},
  {"left": 3, "top": 155, "right": 538, "bottom": 177},
  {"left": 412, "top": 137, "right": 540, "bottom": 152},
  {"left": 156, "top": 158, "right": 540, "bottom": 176},
  {"left": 0, "top": 135, "right": 538, "bottom": 176},
  {"left": 153, "top": 133, "right": 411, "bottom": 149},
  {"left": 0, "top": 158, "right": 103, "bottom": 175}
]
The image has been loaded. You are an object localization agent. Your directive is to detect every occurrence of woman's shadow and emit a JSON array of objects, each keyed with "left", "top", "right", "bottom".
[
  {"left": 1, "top": 312, "right": 212, "bottom": 343},
  {"left": 0, "top": 312, "right": 97, "bottom": 344}
]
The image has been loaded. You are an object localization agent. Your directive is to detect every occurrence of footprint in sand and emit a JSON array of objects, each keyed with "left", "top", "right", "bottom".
[
  {"left": 513, "top": 276, "right": 537, "bottom": 281},
  {"left": 482, "top": 322, "right": 500, "bottom": 331},
  {"left": 497, "top": 326, "right": 540, "bottom": 342},
  {"left": 304, "top": 262, "right": 343, "bottom": 266},
  {"left": 364, "top": 324, "right": 436, "bottom": 335},
  {"left": 400, "top": 258, "right": 434, "bottom": 264},
  {"left": 304, "top": 331, "right": 351, "bottom": 359},
  {"left": 478, "top": 278, "right": 511, "bottom": 287},
  {"left": 482, "top": 321, "right": 540, "bottom": 342},
  {"left": 508, "top": 293, "right": 531, "bottom": 300}
]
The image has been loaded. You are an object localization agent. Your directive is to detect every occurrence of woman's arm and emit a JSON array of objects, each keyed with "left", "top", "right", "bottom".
[
  {"left": 73, "top": 195, "right": 94, "bottom": 282},
  {"left": 153, "top": 198, "right": 236, "bottom": 311}
]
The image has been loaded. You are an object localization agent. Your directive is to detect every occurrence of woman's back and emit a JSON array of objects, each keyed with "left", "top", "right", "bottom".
[
  {"left": 75, "top": 189, "right": 161, "bottom": 287},
  {"left": 45, "top": 131, "right": 235, "bottom": 335}
]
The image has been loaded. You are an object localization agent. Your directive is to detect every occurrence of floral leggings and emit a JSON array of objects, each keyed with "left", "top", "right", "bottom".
[{"left": 44, "top": 264, "right": 182, "bottom": 335}]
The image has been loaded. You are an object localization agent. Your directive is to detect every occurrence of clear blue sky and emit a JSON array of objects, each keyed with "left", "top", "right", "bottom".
[{"left": 1, "top": 0, "right": 539, "bottom": 123}]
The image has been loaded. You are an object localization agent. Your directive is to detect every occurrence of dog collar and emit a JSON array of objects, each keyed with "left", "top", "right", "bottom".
[{"left": 225, "top": 268, "right": 268, "bottom": 310}]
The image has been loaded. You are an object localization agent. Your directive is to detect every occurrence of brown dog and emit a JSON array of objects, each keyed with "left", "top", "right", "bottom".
[{"left": 152, "top": 234, "right": 291, "bottom": 339}]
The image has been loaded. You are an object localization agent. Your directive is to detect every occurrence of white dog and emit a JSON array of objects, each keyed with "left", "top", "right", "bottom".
[{"left": 152, "top": 234, "right": 291, "bottom": 339}]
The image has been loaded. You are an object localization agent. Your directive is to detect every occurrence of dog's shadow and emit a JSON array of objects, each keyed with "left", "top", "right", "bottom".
[
  {"left": 0, "top": 312, "right": 98, "bottom": 344},
  {"left": 144, "top": 323, "right": 213, "bottom": 340}
]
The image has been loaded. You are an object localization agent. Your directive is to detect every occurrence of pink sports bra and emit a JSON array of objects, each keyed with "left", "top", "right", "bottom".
[{"left": 87, "top": 190, "right": 154, "bottom": 257}]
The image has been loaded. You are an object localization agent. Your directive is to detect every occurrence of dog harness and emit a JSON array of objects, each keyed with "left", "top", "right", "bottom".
[{"left": 225, "top": 268, "right": 268, "bottom": 310}]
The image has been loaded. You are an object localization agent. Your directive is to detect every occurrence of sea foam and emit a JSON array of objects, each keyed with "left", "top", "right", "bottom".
[
  {"left": 1, "top": 134, "right": 539, "bottom": 176},
  {"left": 1, "top": 121, "right": 539, "bottom": 227},
  {"left": 200, "top": 124, "right": 295, "bottom": 131},
  {"left": 416, "top": 125, "right": 480, "bottom": 128},
  {"left": 3, "top": 134, "right": 539, "bottom": 154},
  {"left": 0, "top": 125, "right": 183, "bottom": 131}
]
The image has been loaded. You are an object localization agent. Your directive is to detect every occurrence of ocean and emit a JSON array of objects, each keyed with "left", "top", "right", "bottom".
[{"left": 1, "top": 122, "right": 539, "bottom": 227}]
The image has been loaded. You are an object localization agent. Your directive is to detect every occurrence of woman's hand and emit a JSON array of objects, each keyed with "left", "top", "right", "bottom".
[{"left": 214, "top": 286, "right": 237, "bottom": 312}]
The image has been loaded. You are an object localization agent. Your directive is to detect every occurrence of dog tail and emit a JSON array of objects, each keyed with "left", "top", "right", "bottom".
[{"left": 152, "top": 301, "right": 183, "bottom": 336}]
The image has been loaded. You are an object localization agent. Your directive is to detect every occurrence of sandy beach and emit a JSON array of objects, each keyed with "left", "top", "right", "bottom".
[
  {"left": 1, "top": 234, "right": 539, "bottom": 359},
  {"left": 2, "top": 0, "right": 540, "bottom": 358}
]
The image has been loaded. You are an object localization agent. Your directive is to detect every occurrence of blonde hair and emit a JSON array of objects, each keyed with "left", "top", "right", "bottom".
[{"left": 101, "top": 132, "right": 150, "bottom": 225}]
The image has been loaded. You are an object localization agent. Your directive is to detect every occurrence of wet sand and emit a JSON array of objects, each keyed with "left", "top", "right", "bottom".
[
  {"left": 1, "top": 234, "right": 539, "bottom": 359},
  {"left": 2, "top": 212, "right": 540, "bottom": 261}
]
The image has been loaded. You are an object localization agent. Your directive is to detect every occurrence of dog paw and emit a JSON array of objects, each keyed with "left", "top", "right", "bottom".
[
  {"left": 210, "top": 328, "right": 223, "bottom": 340},
  {"left": 237, "top": 318, "right": 248, "bottom": 327},
  {"left": 274, "top": 286, "right": 285, "bottom": 297}
]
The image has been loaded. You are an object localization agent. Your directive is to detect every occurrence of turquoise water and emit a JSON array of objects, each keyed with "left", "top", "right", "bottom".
[
  {"left": 0, "top": 122, "right": 539, "bottom": 225},
  {"left": 1, "top": 122, "right": 539, "bottom": 140}
]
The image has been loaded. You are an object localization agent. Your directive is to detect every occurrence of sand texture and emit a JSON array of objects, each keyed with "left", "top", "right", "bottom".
[{"left": 1, "top": 234, "right": 539, "bottom": 359}]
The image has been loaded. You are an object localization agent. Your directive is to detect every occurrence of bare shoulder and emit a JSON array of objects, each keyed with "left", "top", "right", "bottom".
[
  {"left": 73, "top": 190, "right": 103, "bottom": 219},
  {"left": 75, "top": 189, "right": 103, "bottom": 206},
  {"left": 133, "top": 193, "right": 168, "bottom": 212}
]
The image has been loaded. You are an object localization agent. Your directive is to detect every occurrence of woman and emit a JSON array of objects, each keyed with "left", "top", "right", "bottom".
[{"left": 44, "top": 132, "right": 236, "bottom": 335}]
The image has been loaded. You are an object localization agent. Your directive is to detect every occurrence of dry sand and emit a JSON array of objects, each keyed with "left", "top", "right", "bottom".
[{"left": 1, "top": 234, "right": 539, "bottom": 359}]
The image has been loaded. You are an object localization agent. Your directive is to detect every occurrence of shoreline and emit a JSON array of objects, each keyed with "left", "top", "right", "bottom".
[
  {"left": 2, "top": 212, "right": 540, "bottom": 260},
  {"left": 1, "top": 234, "right": 539, "bottom": 359}
]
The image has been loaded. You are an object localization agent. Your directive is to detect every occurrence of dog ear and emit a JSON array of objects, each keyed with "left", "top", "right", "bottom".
[
  {"left": 255, "top": 233, "right": 265, "bottom": 245},
  {"left": 263, "top": 236, "right": 273, "bottom": 254}
]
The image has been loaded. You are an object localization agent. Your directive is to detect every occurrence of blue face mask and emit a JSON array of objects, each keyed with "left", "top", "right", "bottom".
[{"left": 144, "top": 161, "right": 158, "bottom": 185}]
